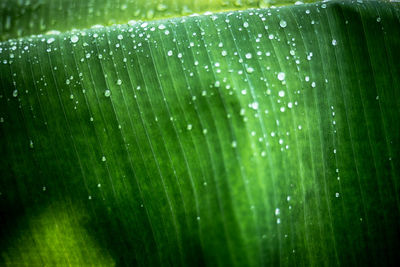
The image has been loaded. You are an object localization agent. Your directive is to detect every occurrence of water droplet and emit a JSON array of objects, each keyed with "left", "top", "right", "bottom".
[
  {"left": 275, "top": 208, "right": 280, "bottom": 215},
  {"left": 279, "top": 20, "right": 287, "bottom": 28},
  {"left": 250, "top": 102, "right": 259, "bottom": 110},
  {"left": 167, "top": 50, "right": 173, "bottom": 56},
  {"left": 246, "top": 67, "right": 254, "bottom": 73},
  {"left": 70, "top": 35, "right": 79, "bottom": 43},
  {"left": 277, "top": 72, "right": 285, "bottom": 81},
  {"left": 335, "top": 192, "right": 340, "bottom": 198},
  {"left": 12, "top": 89, "right": 18, "bottom": 97},
  {"left": 117, "top": 34, "right": 124, "bottom": 40},
  {"left": 47, "top": 37, "right": 55, "bottom": 44},
  {"left": 268, "top": 34, "right": 274, "bottom": 40},
  {"left": 104, "top": 90, "right": 111, "bottom": 97},
  {"left": 231, "top": 141, "right": 237, "bottom": 148},
  {"left": 332, "top": 39, "right": 337, "bottom": 46},
  {"left": 245, "top": 53, "right": 252, "bottom": 59},
  {"left": 278, "top": 90, "right": 285, "bottom": 97},
  {"left": 243, "top": 22, "right": 249, "bottom": 28},
  {"left": 117, "top": 79, "right": 122, "bottom": 85},
  {"left": 307, "top": 52, "right": 313, "bottom": 60},
  {"left": 102, "top": 156, "right": 106, "bottom": 161}
]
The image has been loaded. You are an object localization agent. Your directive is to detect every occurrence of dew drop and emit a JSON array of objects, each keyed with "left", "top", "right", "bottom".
[
  {"left": 278, "top": 90, "right": 285, "bottom": 97},
  {"left": 279, "top": 20, "right": 287, "bottom": 28},
  {"left": 104, "top": 90, "right": 111, "bottom": 97},
  {"left": 12, "top": 89, "right": 18, "bottom": 97},
  {"left": 117, "top": 34, "right": 124, "bottom": 40},
  {"left": 47, "top": 37, "right": 55, "bottom": 44},
  {"left": 250, "top": 102, "right": 259, "bottom": 110},
  {"left": 246, "top": 67, "right": 254, "bottom": 73},
  {"left": 70, "top": 35, "right": 79, "bottom": 43},
  {"left": 231, "top": 141, "right": 237, "bottom": 148},
  {"left": 275, "top": 208, "right": 280, "bottom": 215},
  {"left": 277, "top": 72, "right": 285, "bottom": 81}
]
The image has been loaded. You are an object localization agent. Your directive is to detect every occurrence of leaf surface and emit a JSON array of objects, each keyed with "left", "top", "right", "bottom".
[{"left": 0, "top": 0, "right": 400, "bottom": 266}]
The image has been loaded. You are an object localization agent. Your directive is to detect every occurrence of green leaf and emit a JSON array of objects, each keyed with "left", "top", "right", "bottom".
[
  {"left": 0, "top": 0, "right": 318, "bottom": 41},
  {"left": 1, "top": 0, "right": 400, "bottom": 266}
]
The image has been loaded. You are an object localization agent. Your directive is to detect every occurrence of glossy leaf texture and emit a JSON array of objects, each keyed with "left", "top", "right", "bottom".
[
  {"left": 0, "top": 0, "right": 318, "bottom": 41},
  {"left": 1, "top": 0, "right": 400, "bottom": 266}
]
